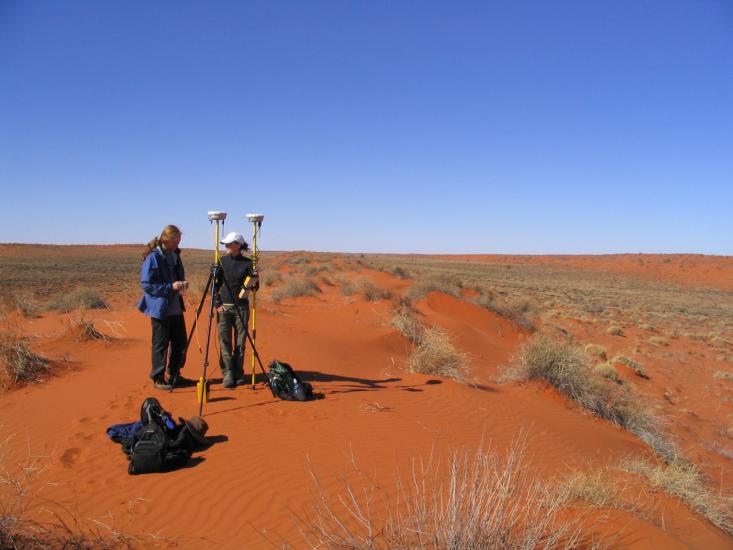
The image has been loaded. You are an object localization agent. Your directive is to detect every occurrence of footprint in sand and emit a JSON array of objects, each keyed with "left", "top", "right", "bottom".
[{"left": 60, "top": 447, "right": 81, "bottom": 468}]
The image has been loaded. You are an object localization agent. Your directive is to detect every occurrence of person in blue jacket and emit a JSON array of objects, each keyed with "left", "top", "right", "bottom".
[{"left": 137, "top": 225, "right": 192, "bottom": 390}]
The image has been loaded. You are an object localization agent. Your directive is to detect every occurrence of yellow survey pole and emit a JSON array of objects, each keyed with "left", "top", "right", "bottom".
[{"left": 250, "top": 219, "right": 258, "bottom": 389}]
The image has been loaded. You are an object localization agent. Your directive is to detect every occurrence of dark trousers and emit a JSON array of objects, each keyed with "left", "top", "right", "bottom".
[
  {"left": 150, "top": 314, "right": 187, "bottom": 381},
  {"left": 217, "top": 304, "right": 249, "bottom": 380}
]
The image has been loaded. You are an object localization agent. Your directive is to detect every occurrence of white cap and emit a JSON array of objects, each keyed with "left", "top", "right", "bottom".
[{"left": 220, "top": 232, "right": 245, "bottom": 245}]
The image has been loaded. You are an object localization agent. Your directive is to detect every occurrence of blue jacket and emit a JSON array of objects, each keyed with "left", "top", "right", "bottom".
[{"left": 137, "top": 246, "right": 186, "bottom": 320}]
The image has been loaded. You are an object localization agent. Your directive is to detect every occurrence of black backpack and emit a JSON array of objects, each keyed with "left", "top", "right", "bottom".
[
  {"left": 267, "top": 360, "right": 313, "bottom": 401},
  {"left": 126, "top": 398, "right": 191, "bottom": 475}
]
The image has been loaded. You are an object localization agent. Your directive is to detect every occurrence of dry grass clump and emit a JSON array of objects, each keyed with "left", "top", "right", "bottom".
[
  {"left": 271, "top": 278, "right": 321, "bottom": 303},
  {"left": 559, "top": 469, "right": 634, "bottom": 511},
  {"left": 406, "top": 273, "right": 463, "bottom": 301},
  {"left": 69, "top": 318, "right": 110, "bottom": 342},
  {"left": 584, "top": 344, "right": 607, "bottom": 360},
  {"left": 0, "top": 333, "right": 49, "bottom": 388},
  {"left": 714, "top": 371, "right": 733, "bottom": 381},
  {"left": 613, "top": 355, "right": 649, "bottom": 379},
  {"left": 606, "top": 325, "right": 624, "bottom": 336},
  {"left": 262, "top": 271, "right": 284, "bottom": 287},
  {"left": 1, "top": 447, "right": 135, "bottom": 548},
  {"left": 408, "top": 327, "right": 469, "bottom": 382},
  {"left": 508, "top": 335, "right": 675, "bottom": 460},
  {"left": 647, "top": 336, "right": 669, "bottom": 347},
  {"left": 390, "top": 266, "right": 410, "bottom": 279},
  {"left": 11, "top": 292, "right": 41, "bottom": 318},
  {"left": 621, "top": 457, "right": 733, "bottom": 535},
  {"left": 300, "top": 442, "right": 587, "bottom": 549},
  {"left": 594, "top": 362, "right": 620, "bottom": 383},
  {"left": 472, "top": 293, "right": 536, "bottom": 331},
  {"left": 47, "top": 287, "right": 108, "bottom": 312},
  {"left": 338, "top": 277, "right": 357, "bottom": 296},
  {"left": 355, "top": 278, "right": 392, "bottom": 302},
  {"left": 390, "top": 301, "right": 424, "bottom": 344}
]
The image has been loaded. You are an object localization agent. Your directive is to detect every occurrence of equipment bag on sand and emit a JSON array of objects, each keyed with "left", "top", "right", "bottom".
[
  {"left": 267, "top": 360, "right": 313, "bottom": 401},
  {"left": 125, "top": 397, "right": 190, "bottom": 475}
]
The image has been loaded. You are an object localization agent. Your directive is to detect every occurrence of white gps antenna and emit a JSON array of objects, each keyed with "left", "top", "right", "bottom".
[
  {"left": 246, "top": 213, "right": 264, "bottom": 224},
  {"left": 208, "top": 211, "right": 227, "bottom": 221}
]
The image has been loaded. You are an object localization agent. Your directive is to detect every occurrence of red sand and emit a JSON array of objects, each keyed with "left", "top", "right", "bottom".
[{"left": 1, "top": 264, "right": 732, "bottom": 548}]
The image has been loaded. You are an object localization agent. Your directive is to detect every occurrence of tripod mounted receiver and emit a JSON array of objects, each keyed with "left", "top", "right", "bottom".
[
  {"left": 208, "top": 211, "right": 227, "bottom": 222},
  {"left": 246, "top": 213, "right": 264, "bottom": 224}
]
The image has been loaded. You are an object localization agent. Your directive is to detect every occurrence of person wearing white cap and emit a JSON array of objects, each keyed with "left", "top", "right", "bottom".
[{"left": 214, "top": 232, "right": 259, "bottom": 388}]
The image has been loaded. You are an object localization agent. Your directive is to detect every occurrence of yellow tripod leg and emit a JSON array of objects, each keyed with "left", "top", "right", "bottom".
[{"left": 250, "top": 221, "right": 257, "bottom": 389}]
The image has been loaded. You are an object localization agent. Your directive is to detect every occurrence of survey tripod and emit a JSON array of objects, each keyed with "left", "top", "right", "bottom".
[{"left": 176, "top": 211, "right": 269, "bottom": 415}]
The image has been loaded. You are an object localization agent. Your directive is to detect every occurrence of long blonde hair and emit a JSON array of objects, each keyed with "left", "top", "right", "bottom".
[{"left": 141, "top": 225, "right": 181, "bottom": 261}]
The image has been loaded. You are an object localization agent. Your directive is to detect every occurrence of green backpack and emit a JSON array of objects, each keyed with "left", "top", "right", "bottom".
[{"left": 267, "top": 360, "right": 312, "bottom": 401}]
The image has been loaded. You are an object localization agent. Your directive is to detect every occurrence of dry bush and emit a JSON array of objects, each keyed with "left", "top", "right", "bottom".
[
  {"left": 714, "top": 371, "right": 733, "bottom": 381},
  {"left": 594, "top": 362, "right": 620, "bottom": 383},
  {"left": 606, "top": 325, "right": 624, "bottom": 336},
  {"left": 408, "top": 327, "right": 469, "bottom": 382},
  {"left": 271, "top": 278, "right": 321, "bottom": 303},
  {"left": 0, "top": 333, "right": 49, "bottom": 388},
  {"left": 299, "top": 442, "right": 589, "bottom": 549},
  {"left": 262, "top": 271, "right": 284, "bottom": 287},
  {"left": 472, "top": 293, "right": 536, "bottom": 332},
  {"left": 613, "top": 355, "right": 649, "bottom": 379},
  {"left": 355, "top": 278, "right": 392, "bottom": 302},
  {"left": 11, "top": 292, "right": 42, "bottom": 318},
  {"left": 621, "top": 457, "right": 733, "bottom": 535},
  {"left": 69, "top": 318, "right": 110, "bottom": 342},
  {"left": 559, "top": 470, "right": 635, "bottom": 511},
  {"left": 47, "top": 287, "right": 108, "bottom": 313},
  {"left": 391, "top": 266, "right": 410, "bottom": 279},
  {"left": 1, "top": 445, "right": 136, "bottom": 548},
  {"left": 338, "top": 277, "right": 357, "bottom": 297},
  {"left": 406, "top": 273, "right": 463, "bottom": 301},
  {"left": 507, "top": 335, "right": 675, "bottom": 461},
  {"left": 584, "top": 344, "right": 607, "bottom": 360},
  {"left": 390, "top": 302, "right": 424, "bottom": 345}
]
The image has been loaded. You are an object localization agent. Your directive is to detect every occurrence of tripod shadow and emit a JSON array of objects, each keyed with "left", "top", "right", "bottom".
[{"left": 296, "top": 370, "right": 424, "bottom": 395}]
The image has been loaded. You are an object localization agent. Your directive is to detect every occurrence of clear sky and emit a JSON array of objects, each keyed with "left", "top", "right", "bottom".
[{"left": 1, "top": 1, "right": 731, "bottom": 254}]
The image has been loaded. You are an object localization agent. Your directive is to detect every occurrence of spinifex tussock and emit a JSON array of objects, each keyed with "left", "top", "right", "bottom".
[{"left": 299, "top": 440, "right": 589, "bottom": 549}]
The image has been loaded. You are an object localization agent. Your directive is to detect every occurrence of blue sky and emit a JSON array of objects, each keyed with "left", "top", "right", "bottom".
[{"left": 1, "top": 1, "right": 731, "bottom": 254}]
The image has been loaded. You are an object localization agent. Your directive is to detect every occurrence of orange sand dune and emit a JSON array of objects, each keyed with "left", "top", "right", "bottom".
[{"left": 1, "top": 270, "right": 731, "bottom": 548}]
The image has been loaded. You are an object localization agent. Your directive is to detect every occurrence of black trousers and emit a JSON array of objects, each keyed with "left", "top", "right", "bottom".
[{"left": 150, "top": 314, "right": 187, "bottom": 381}]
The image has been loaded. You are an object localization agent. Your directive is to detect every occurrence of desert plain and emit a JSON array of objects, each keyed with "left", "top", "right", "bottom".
[{"left": 1, "top": 244, "right": 732, "bottom": 548}]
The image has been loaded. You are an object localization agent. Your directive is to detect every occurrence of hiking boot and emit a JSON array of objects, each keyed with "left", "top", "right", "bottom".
[
  {"left": 235, "top": 377, "right": 248, "bottom": 387},
  {"left": 171, "top": 374, "right": 196, "bottom": 387},
  {"left": 222, "top": 375, "right": 236, "bottom": 389},
  {"left": 153, "top": 378, "right": 172, "bottom": 391}
]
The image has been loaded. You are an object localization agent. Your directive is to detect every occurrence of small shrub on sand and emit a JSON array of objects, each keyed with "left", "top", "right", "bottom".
[
  {"left": 0, "top": 333, "right": 49, "bottom": 387},
  {"left": 301, "top": 442, "right": 586, "bottom": 549},
  {"left": 472, "top": 293, "right": 535, "bottom": 331},
  {"left": 391, "top": 265, "right": 410, "bottom": 279},
  {"left": 508, "top": 335, "right": 675, "bottom": 460},
  {"left": 339, "top": 277, "right": 357, "bottom": 296},
  {"left": 47, "top": 287, "right": 108, "bottom": 312},
  {"left": 406, "top": 273, "right": 463, "bottom": 301},
  {"left": 11, "top": 292, "right": 41, "bottom": 318},
  {"left": 714, "top": 371, "right": 733, "bottom": 381},
  {"left": 606, "top": 325, "right": 624, "bottom": 336},
  {"left": 390, "top": 302, "right": 424, "bottom": 344},
  {"left": 69, "top": 318, "right": 109, "bottom": 342},
  {"left": 648, "top": 336, "right": 669, "bottom": 347},
  {"left": 613, "top": 355, "right": 649, "bottom": 379},
  {"left": 621, "top": 457, "right": 733, "bottom": 535},
  {"left": 408, "top": 327, "right": 469, "bottom": 382},
  {"left": 594, "top": 362, "right": 620, "bottom": 383},
  {"left": 355, "top": 278, "right": 392, "bottom": 302},
  {"left": 584, "top": 344, "right": 607, "bottom": 360},
  {"left": 272, "top": 278, "right": 321, "bottom": 303},
  {"left": 262, "top": 271, "right": 284, "bottom": 287},
  {"left": 559, "top": 470, "right": 634, "bottom": 511}
]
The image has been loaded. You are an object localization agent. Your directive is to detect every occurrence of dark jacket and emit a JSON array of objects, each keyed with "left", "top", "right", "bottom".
[
  {"left": 214, "top": 254, "right": 257, "bottom": 307},
  {"left": 137, "top": 247, "right": 186, "bottom": 320}
]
